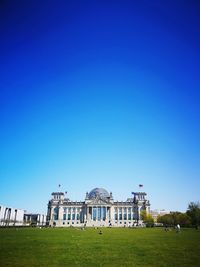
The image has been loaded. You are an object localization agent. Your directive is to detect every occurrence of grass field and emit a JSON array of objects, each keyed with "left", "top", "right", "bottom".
[{"left": 0, "top": 227, "right": 200, "bottom": 267}]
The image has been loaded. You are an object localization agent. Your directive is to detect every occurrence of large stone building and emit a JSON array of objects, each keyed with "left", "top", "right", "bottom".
[{"left": 47, "top": 188, "right": 150, "bottom": 227}]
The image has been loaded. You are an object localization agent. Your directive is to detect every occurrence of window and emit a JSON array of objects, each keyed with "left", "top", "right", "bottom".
[
  {"left": 102, "top": 207, "right": 106, "bottom": 221},
  {"left": 114, "top": 208, "right": 118, "bottom": 220},
  {"left": 97, "top": 207, "right": 101, "bottom": 221},
  {"left": 93, "top": 207, "right": 97, "bottom": 221},
  {"left": 133, "top": 213, "right": 136, "bottom": 220},
  {"left": 63, "top": 214, "right": 66, "bottom": 220},
  {"left": 119, "top": 208, "right": 122, "bottom": 220},
  {"left": 53, "top": 207, "right": 58, "bottom": 220}
]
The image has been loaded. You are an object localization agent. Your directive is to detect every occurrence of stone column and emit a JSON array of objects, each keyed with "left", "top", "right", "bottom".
[
  {"left": 4, "top": 208, "right": 7, "bottom": 226},
  {"left": 7, "top": 209, "right": 11, "bottom": 226},
  {"left": 74, "top": 207, "right": 76, "bottom": 222},
  {"left": 37, "top": 214, "right": 40, "bottom": 226},
  {"left": 99, "top": 206, "right": 101, "bottom": 222},
  {"left": 14, "top": 209, "right": 17, "bottom": 226},
  {"left": 133, "top": 207, "right": 136, "bottom": 221},
  {"left": 130, "top": 208, "right": 132, "bottom": 222},
  {"left": 88, "top": 206, "right": 90, "bottom": 221},
  {"left": 138, "top": 206, "right": 140, "bottom": 221},
  {"left": 117, "top": 208, "right": 119, "bottom": 224},
  {"left": 86, "top": 206, "right": 88, "bottom": 221},
  {"left": 58, "top": 207, "right": 63, "bottom": 226},
  {"left": 84, "top": 207, "right": 86, "bottom": 222},
  {"left": 51, "top": 207, "right": 54, "bottom": 221}
]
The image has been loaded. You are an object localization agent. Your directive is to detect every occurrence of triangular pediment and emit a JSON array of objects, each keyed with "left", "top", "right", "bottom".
[{"left": 87, "top": 198, "right": 110, "bottom": 205}]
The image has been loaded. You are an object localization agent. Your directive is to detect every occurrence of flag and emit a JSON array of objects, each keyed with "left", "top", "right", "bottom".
[
  {"left": 139, "top": 184, "right": 143, "bottom": 187},
  {"left": 131, "top": 192, "right": 135, "bottom": 194},
  {"left": 59, "top": 184, "right": 61, "bottom": 188}
]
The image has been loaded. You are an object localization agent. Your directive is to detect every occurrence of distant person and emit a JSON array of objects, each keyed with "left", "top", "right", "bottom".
[{"left": 176, "top": 224, "right": 180, "bottom": 233}]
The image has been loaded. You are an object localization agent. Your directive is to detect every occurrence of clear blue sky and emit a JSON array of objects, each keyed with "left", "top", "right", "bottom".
[{"left": 0, "top": 0, "right": 199, "bottom": 214}]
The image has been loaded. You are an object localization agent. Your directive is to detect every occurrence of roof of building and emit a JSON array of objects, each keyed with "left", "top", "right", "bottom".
[{"left": 88, "top": 188, "right": 110, "bottom": 200}]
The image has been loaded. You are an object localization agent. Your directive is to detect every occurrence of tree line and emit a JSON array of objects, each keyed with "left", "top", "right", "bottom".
[{"left": 157, "top": 202, "right": 200, "bottom": 228}]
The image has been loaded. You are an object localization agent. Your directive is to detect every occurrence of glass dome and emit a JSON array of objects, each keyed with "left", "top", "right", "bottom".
[{"left": 88, "top": 188, "right": 109, "bottom": 200}]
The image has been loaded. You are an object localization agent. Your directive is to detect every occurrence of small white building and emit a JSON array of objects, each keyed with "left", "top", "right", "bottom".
[{"left": 0, "top": 204, "right": 24, "bottom": 226}]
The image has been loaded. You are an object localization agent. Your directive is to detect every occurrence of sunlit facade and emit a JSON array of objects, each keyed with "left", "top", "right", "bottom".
[
  {"left": 47, "top": 188, "right": 150, "bottom": 227},
  {"left": 0, "top": 205, "right": 24, "bottom": 226}
]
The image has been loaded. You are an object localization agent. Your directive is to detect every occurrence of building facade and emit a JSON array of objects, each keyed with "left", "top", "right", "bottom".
[
  {"left": 47, "top": 188, "right": 150, "bottom": 227},
  {"left": 0, "top": 204, "right": 24, "bottom": 226},
  {"left": 24, "top": 213, "right": 46, "bottom": 226}
]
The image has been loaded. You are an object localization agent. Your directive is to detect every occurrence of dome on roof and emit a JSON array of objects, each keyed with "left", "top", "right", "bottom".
[{"left": 88, "top": 188, "right": 109, "bottom": 200}]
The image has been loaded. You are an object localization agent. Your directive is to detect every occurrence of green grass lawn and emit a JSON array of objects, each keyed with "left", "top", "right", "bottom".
[{"left": 0, "top": 227, "right": 200, "bottom": 267}]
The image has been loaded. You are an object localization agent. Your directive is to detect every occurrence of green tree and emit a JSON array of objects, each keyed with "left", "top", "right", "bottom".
[
  {"left": 170, "top": 212, "right": 182, "bottom": 226},
  {"left": 177, "top": 213, "right": 191, "bottom": 227},
  {"left": 157, "top": 212, "right": 192, "bottom": 227},
  {"left": 157, "top": 214, "right": 173, "bottom": 226},
  {"left": 140, "top": 210, "right": 147, "bottom": 221},
  {"left": 141, "top": 210, "right": 154, "bottom": 227},
  {"left": 186, "top": 202, "right": 200, "bottom": 227}
]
